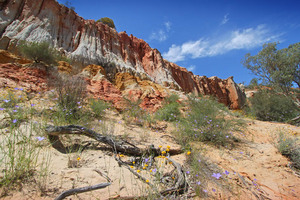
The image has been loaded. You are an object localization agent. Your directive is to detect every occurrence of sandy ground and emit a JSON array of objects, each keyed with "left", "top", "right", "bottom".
[{"left": 0, "top": 98, "right": 299, "bottom": 199}]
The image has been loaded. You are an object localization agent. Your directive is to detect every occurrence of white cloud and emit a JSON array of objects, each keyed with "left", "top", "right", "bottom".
[
  {"left": 150, "top": 30, "right": 167, "bottom": 42},
  {"left": 221, "top": 14, "right": 229, "bottom": 25},
  {"left": 149, "top": 21, "right": 171, "bottom": 42},
  {"left": 163, "top": 25, "right": 280, "bottom": 62},
  {"left": 187, "top": 65, "right": 196, "bottom": 71},
  {"left": 165, "top": 21, "right": 171, "bottom": 32}
]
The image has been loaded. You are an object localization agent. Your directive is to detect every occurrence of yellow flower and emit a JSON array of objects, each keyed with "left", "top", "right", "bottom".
[
  {"left": 146, "top": 179, "right": 149, "bottom": 183},
  {"left": 162, "top": 156, "right": 166, "bottom": 158},
  {"left": 167, "top": 145, "right": 171, "bottom": 149},
  {"left": 130, "top": 166, "right": 134, "bottom": 168},
  {"left": 143, "top": 167, "right": 146, "bottom": 170},
  {"left": 150, "top": 169, "right": 152, "bottom": 172},
  {"left": 187, "top": 151, "right": 191, "bottom": 155},
  {"left": 145, "top": 164, "right": 148, "bottom": 167},
  {"left": 77, "top": 157, "right": 81, "bottom": 161},
  {"left": 166, "top": 148, "right": 170, "bottom": 152},
  {"left": 172, "top": 176, "right": 175, "bottom": 180},
  {"left": 162, "top": 151, "right": 166, "bottom": 154},
  {"left": 169, "top": 162, "right": 173, "bottom": 165},
  {"left": 119, "top": 154, "right": 124, "bottom": 157},
  {"left": 159, "top": 145, "right": 162, "bottom": 148},
  {"left": 158, "top": 156, "right": 162, "bottom": 158},
  {"left": 137, "top": 170, "right": 141, "bottom": 173},
  {"left": 132, "top": 161, "right": 135, "bottom": 164}
]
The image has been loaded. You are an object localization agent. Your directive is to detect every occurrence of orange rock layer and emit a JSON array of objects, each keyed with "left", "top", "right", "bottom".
[{"left": 0, "top": 0, "right": 245, "bottom": 109}]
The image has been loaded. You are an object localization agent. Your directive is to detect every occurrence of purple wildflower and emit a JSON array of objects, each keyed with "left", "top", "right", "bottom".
[
  {"left": 212, "top": 188, "right": 216, "bottom": 192},
  {"left": 224, "top": 170, "right": 229, "bottom": 175},
  {"left": 12, "top": 119, "right": 17, "bottom": 123},
  {"left": 212, "top": 173, "right": 222, "bottom": 179},
  {"left": 196, "top": 181, "right": 201, "bottom": 185},
  {"left": 36, "top": 136, "right": 45, "bottom": 141}
]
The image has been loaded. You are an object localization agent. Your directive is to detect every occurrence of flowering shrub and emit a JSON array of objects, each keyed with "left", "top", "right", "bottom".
[
  {"left": 176, "top": 95, "right": 244, "bottom": 147},
  {"left": 277, "top": 131, "right": 300, "bottom": 170},
  {"left": 155, "top": 93, "right": 181, "bottom": 122}
]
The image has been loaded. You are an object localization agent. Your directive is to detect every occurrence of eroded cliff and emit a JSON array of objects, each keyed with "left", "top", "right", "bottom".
[{"left": 0, "top": 0, "right": 245, "bottom": 109}]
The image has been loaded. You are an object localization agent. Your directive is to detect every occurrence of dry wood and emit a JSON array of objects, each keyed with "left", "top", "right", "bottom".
[
  {"left": 45, "top": 124, "right": 188, "bottom": 198},
  {"left": 54, "top": 182, "right": 111, "bottom": 200},
  {"left": 45, "top": 125, "right": 160, "bottom": 156}
]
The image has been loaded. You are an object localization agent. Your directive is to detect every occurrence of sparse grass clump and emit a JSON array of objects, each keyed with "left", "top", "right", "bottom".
[
  {"left": 0, "top": 88, "right": 49, "bottom": 192},
  {"left": 176, "top": 95, "right": 244, "bottom": 147},
  {"left": 47, "top": 74, "right": 89, "bottom": 124},
  {"left": 277, "top": 131, "right": 300, "bottom": 170},
  {"left": 155, "top": 93, "right": 181, "bottom": 122},
  {"left": 247, "top": 89, "right": 299, "bottom": 122},
  {"left": 89, "top": 98, "right": 110, "bottom": 119},
  {"left": 122, "top": 96, "right": 149, "bottom": 126}
]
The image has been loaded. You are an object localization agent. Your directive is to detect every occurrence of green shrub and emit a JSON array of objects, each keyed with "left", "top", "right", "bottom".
[
  {"left": 176, "top": 96, "right": 244, "bottom": 147},
  {"left": 19, "top": 41, "right": 63, "bottom": 65},
  {"left": 277, "top": 131, "right": 300, "bottom": 170},
  {"left": 248, "top": 89, "right": 299, "bottom": 122},
  {"left": 155, "top": 102, "right": 181, "bottom": 122},
  {"left": 89, "top": 98, "right": 110, "bottom": 119},
  {"left": 97, "top": 17, "right": 116, "bottom": 29},
  {"left": 155, "top": 94, "right": 181, "bottom": 122}
]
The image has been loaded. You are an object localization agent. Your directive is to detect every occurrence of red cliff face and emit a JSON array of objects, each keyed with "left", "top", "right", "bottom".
[{"left": 0, "top": 0, "right": 245, "bottom": 109}]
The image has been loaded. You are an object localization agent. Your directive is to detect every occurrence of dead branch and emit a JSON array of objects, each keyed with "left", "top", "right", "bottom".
[
  {"left": 45, "top": 125, "right": 160, "bottom": 156},
  {"left": 46, "top": 125, "right": 188, "bottom": 198},
  {"left": 54, "top": 182, "right": 111, "bottom": 200}
]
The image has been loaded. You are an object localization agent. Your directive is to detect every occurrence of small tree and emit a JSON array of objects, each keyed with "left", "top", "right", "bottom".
[
  {"left": 242, "top": 42, "right": 300, "bottom": 95},
  {"left": 19, "top": 41, "right": 61, "bottom": 65},
  {"left": 63, "top": 0, "right": 75, "bottom": 10},
  {"left": 97, "top": 17, "right": 116, "bottom": 29}
]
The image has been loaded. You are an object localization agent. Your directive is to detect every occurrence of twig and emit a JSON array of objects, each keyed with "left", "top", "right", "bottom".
[{"left": 54, "top": 182, "right": 111, "bottom": 200}]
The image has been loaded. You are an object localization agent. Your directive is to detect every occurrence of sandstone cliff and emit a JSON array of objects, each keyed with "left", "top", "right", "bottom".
[{"left": 0, "top": 0, "right": 245, "bottom": 109}]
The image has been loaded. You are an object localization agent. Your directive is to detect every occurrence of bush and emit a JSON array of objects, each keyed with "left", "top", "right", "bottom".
[
  {"left": 19, "top": 41, "right": 65, "bottom": 65},
  {"left": 51, "top": 74, "right": 86, "bottom": 118},
  {"left": 155, "top": 94, "right": 181, "bottom": 122},
  {"left": 176, "top": 96, "right": 244, "bottom": 147},
  {"left": 97, "top": 17, "right": 116, "bottom": 29},
  {"left": 277, "top": 131, "right": 300, "bottom": 170},
  {"left": 248, "top": 89, "right": 299, "bottom": 122},
  {"left": 89, "top": 98, "right": 110, "bottom": 119}
]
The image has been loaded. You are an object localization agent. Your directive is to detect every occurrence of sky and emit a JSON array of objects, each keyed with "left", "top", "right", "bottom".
[{"left": 57, "top": 0, "right": 300, "bottom": 84}]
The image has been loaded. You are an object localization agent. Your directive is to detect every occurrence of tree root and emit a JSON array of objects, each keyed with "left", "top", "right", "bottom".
[
  {"left": 46, "top": 125, "right": 160, "bottom": 156},
  {"left": 45, "top": 125, "right": 188, "bottom": 199}
]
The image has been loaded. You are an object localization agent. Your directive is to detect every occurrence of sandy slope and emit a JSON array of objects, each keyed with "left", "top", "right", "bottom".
[{"left": 0, "top": 104, "right": 299, "bottom": 199}]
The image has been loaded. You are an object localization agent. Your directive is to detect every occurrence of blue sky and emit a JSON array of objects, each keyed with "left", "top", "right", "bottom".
[{"left": 57, "top": 0, "right": 300, "bottom": 84}]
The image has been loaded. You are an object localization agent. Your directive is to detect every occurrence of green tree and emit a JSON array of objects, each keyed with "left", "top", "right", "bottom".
[
  {"left": 64, "top": 0, "right": 75, "bottom": 10},
  {"left": 97, "top": 17, "right": 116, "bottom": 29},
  {"left": 242, "top": 42, "right": 300, "bottom": 94},
  {"left": 19, "top": 41, "right": 66, "bottom": 65}
]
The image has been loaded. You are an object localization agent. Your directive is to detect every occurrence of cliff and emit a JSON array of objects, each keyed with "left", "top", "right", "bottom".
[{"left": 0, "top": 0, "right": 245, "bottom": 109}]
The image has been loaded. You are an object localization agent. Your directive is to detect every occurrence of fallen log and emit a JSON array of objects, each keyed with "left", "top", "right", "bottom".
[{"left": 45, "top": 125, "right": 161, "bottom": 156}]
